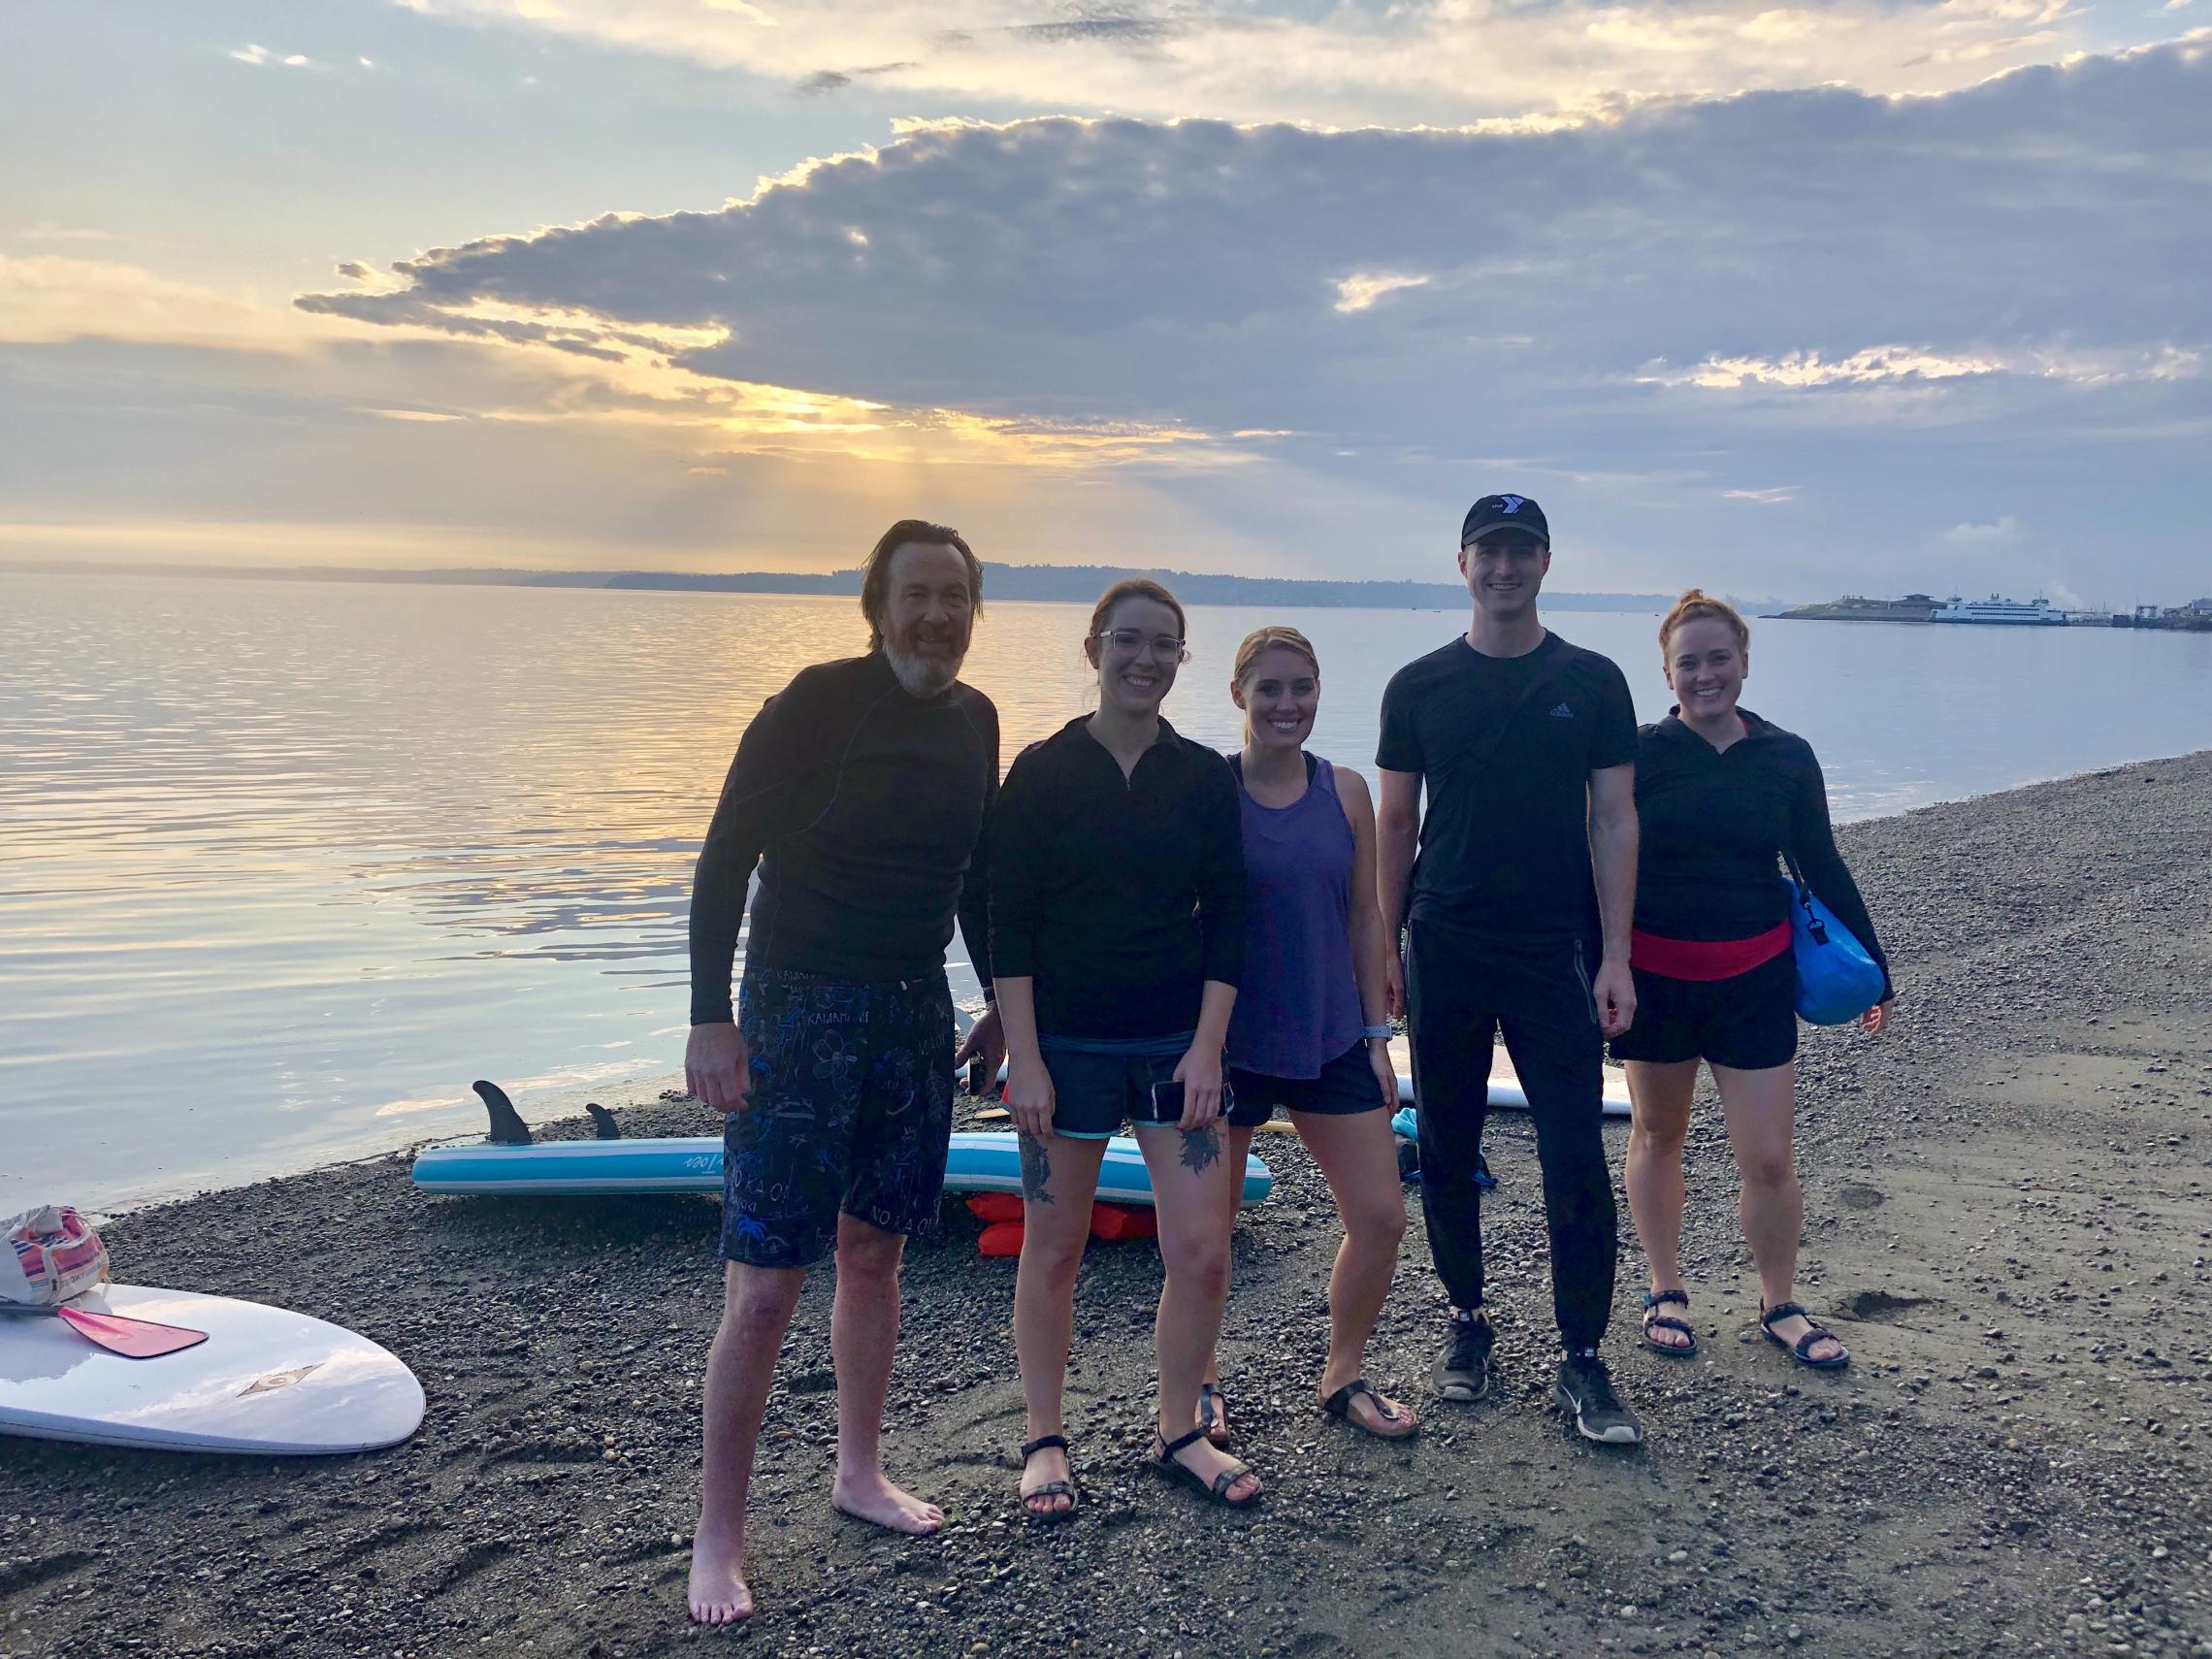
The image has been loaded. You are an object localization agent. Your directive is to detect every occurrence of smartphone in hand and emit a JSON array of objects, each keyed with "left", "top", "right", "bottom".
[
  {"left": 1147, "top": 1079, "right": 1187, "bottom": 1124},
  {"left": 1143, "top": 1078, "right": 1232, "bottom": 1126}
]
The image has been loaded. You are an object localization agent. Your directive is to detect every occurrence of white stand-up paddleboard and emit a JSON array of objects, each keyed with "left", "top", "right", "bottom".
[
  {"left": 1385, "top": 1037, "right": 1633, "bottom": 1118},
  {"left": 0, "top": 1285, "right": 425, "bottom": 1455},
  {"left": 984, "top": 1048, "right": 1631, "bottom": 1118}
]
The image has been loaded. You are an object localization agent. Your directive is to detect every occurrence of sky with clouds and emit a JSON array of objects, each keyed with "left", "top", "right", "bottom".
[{"left": 2, "top": 0, "right": 2207, "bottom": 602}]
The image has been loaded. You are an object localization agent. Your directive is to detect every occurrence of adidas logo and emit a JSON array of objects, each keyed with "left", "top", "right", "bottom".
[{"left": 1547, "top": 702, "right": 1575, "bottom": 719}]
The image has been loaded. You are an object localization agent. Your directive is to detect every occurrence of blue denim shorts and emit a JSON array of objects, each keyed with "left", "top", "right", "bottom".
[
  {"left": 719, "top": 965, "right": 956, "bottom": 1268},
  {"left": 1037, "top": 1030, "right": 1214, "bottom": 1139}
]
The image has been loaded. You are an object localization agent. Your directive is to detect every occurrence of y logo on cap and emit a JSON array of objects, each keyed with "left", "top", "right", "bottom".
[{"left": 1498, "top": 494, "right": 1526, "bottom": 514}]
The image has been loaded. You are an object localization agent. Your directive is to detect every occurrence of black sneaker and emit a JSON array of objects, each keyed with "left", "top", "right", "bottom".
[
  {"left": 1556, "top": 1351, "right": 1643, "bottom": 1445},
  {"left": 1433, "top": 1312, "right": 1494, "bottom": 1402}
]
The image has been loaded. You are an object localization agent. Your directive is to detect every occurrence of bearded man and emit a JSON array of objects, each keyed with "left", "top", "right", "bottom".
[{"left": 684, "top": 520, "right": 1004, "bottom": 1625}]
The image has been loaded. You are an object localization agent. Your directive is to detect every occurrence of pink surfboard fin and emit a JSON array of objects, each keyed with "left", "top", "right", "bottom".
[{"left": 54, "top": 1304, "right": 210, "bottom": 1359}]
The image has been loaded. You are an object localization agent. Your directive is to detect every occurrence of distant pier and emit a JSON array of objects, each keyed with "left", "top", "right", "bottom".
[{"left": 1779, "top": 594, "right": 2212, "bottom": 630}]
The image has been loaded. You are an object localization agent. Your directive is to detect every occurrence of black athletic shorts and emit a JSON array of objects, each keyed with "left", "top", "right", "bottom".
[
  {"left": 1609, "top": 949, "right": 1797, "bottom": 1072},
  {"left": 1226, "top": 1038, "right": 1390, "bottom": 1127},
  {"left": 720, "top": 964, "right": 956, "bottom": 1268}
]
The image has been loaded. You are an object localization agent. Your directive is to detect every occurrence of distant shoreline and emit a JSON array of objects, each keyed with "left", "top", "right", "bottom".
[{"left": 0, "top": 557, "right": 1768, "bottom": 616}]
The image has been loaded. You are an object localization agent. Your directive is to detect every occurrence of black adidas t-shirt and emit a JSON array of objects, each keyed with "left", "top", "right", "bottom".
[{"left": 1376, "top": 632, "right": 1637, "bottom": 942}]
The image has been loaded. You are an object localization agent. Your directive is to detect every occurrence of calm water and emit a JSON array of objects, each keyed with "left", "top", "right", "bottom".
[{"left": 5, "top": 572, "right": 2209, "bottom": 1212}]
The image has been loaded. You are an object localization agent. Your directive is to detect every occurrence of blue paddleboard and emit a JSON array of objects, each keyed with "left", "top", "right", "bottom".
[{"left": 411, "top": 1128, "right": 1272, "bottom": 1207}]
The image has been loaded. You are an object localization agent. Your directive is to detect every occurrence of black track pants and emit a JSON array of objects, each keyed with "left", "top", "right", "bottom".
[{"left": 1406, "top": 917, "right": 1617, "bottom": 1352}]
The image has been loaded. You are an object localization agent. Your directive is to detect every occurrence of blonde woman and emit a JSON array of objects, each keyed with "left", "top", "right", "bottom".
[{"left": 1197, "top": 626, "right": 1415, "bottom": 1444}]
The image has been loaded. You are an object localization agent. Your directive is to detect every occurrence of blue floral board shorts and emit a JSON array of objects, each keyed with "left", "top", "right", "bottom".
[{"left": 720, "top": 964, "right": 957, "bottom": 1268}]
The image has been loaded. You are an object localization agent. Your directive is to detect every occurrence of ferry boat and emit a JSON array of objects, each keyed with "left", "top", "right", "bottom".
[{"left": 1930, "top": 595, "right": 2070, "bottom": 626}]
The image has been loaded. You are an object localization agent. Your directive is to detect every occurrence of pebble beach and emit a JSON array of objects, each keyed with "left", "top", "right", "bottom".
[{"left": 4, "top": 751, "right": 2209, "bottom": 1659}]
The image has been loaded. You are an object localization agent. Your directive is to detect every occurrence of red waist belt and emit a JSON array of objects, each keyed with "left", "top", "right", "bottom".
[{"left": 1630, "top": 922, "right": 1792, "bottom": 982}]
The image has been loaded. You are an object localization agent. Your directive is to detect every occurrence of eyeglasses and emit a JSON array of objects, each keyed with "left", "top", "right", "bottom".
[{"left": 1095, "top": 629, "right": 1190, "bottom": 664}]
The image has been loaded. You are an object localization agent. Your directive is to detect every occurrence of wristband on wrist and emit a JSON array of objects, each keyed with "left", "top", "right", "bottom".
[{"left": 1362, "top": 1024, "right": 1391, "bottom": 1041}]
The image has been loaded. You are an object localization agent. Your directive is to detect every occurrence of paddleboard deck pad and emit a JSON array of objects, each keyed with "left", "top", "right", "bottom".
[
  {"left": 0, "top": 1285, "right": 425, "bottom": 1454},
  {"left": 413, "top": 1128, "right": 1271, "bottom": 1206}
]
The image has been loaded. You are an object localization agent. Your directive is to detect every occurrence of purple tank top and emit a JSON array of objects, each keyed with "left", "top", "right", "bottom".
[{"left": 1224, "top": 754, "right": 1365, "bottom": 1080}]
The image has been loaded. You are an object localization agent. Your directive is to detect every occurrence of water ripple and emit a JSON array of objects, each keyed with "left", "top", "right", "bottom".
[{"left": 4, "top": 572, "right": 2208, "bottom": 1209}]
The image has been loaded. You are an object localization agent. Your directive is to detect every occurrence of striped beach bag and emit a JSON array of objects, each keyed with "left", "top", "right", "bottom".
[{"left": 1, "top": 1205, "right": 111, "bottom": 1307}]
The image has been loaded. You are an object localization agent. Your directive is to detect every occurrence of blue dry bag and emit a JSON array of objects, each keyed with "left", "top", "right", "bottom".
[{"left": 1782, "top": 854, "right": 1886, "bottom": 1025}]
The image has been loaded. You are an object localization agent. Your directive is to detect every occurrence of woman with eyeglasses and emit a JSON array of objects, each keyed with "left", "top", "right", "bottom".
[
  {"left": 991, "top": 578, "right": 1261, "bottom": 1517},
  {"left": 1194, "top": 625, "right": 1415, "bottom": 1446}
]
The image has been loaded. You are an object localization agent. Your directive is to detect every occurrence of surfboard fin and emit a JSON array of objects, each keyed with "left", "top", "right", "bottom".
[
  {"left": 472, "top": 1080, "right": 534, "bottom": 1146},
  {"left": 584, "top": 1102, "right": 622, "bottom": 1140}
]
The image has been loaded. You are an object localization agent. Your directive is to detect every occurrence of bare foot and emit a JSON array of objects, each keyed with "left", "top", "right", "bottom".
[
  {"left": 830, "top": 1469, "right": 946, "bottom": 1535},
  {"left": 686, "top": 1525, "right": 753, "bottom": 1626}
]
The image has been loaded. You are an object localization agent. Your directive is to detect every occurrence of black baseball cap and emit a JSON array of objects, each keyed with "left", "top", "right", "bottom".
[{"left": 1461, "top": 493, "right": 1549, "bottom": 548}]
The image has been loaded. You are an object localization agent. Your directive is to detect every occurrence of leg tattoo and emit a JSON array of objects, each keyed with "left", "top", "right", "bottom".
[
  {"left": 1180, "top": 1123, "right": 1221, "bottom": 1174},
  {"left": 1019, "top": 1130, "right": 1055, "bottom": 1204}
]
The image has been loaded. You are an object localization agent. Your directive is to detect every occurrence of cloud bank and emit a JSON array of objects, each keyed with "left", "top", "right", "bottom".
[
  {"left": 406, "top": 0, "right": 2173, "bottom": 124},
  {"left": 309, "top": 39, "right": 2208, "bottom": 441},
  {"left": 9, "top": 26, "right": 2207, "bottom": 599},
  {"left": 281, "top": 34, "right": 2210, "bottom": 594}
]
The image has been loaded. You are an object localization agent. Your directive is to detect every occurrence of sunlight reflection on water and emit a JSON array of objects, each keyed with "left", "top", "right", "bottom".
[{"left": 3, "top": 572, "right": 2208, "bottom": 1210}]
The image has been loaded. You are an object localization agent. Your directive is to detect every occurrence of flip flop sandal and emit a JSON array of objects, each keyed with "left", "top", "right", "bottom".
[
  {"left": 1017, "top": 1434, "right": 1080, "bottom": 1524},
  {"left": 1760, "top": 1301, "right": 1850, "bottom": 1371},
  {"left": 1321, "top": 1379, "right": 1419, "bottom": 1440},
  {"left": 1196, "top": 1382, "right": 1232, "bottom": 1447},
  {"left": 1153, "top": 1427, "right": 1262, "bottom": 1509},
  {"left": 1641, "top": 1288, "right": 1699, "bottom": 1357}
]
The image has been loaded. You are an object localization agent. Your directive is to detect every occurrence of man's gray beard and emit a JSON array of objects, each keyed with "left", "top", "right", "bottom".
[{"left": 885, "top": 640, "right": 964, "bottom": 699}]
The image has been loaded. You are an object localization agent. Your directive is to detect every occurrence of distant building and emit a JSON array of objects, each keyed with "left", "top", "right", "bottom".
[{"left": 2129, "top": 599, "right": 2212, "bottom": 630}]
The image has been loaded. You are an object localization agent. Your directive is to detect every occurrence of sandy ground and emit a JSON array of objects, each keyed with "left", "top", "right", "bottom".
[{"left": 4, "top": 752, "right": 2210, "bottom": 1659}]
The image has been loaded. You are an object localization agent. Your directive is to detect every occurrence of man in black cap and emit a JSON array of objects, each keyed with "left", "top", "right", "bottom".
[{"left": 1375, "top": 493, "right": 1645, "bottom": 1444}]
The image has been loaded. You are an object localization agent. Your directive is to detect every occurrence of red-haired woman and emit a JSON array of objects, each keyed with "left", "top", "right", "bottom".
[{"left": 1615, "top": 591, "right": 1893, "bottom": 1370}]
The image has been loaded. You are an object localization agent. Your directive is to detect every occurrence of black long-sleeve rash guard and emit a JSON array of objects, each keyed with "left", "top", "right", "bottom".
[
  {"left": 687, "top": 652, "right": 998, "bottom": 1025},
  {"left": 988, "top": 716, "right": 1245, "bottom": 1042},
  {"left": 1632, "top": 708, "right": 1893, "bottom": 1000}
]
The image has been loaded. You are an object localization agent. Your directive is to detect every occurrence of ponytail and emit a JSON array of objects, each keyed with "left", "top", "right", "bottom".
[{"left": 1658, "top": 588, "right": 1750, "bottom": 658}]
